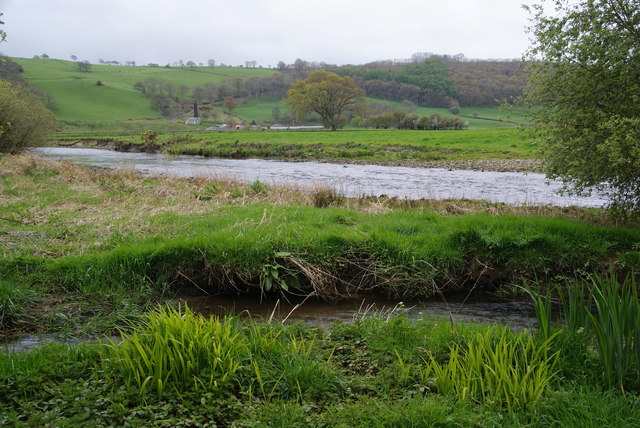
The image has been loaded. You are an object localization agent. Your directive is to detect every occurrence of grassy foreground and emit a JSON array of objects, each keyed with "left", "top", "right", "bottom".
[
  {"left": 1, "top": 306, "right": 638, "bottom": 426},
  {"left": 1, "top": 153, "right": 639, "bottom": 425}
]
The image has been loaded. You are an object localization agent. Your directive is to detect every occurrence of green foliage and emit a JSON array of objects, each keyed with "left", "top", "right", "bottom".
[
  {"left": 557, "top": 278, "right": 592, "bottom": 332},
  {"left": 526, "top": 273, "right": 640, "bottom": 393},
  {"left": 0, "top": 82, "right": 57, "bottom": 153},
  {"left": 259, "top": 253, "right": 302, "bottom": 293},
  {"left": 107, "top": 306, "right": 245, "bottom": 399},
  {"left": 521, "top": 0, "right": 640, "bottom": 213},
  {"left": 249, "top": 179, "right": 268, "bottom": 194},
  {"left": 0, "top": 279, "right": 36, "bottom": 332},
  {"left": 588, "top": 273, "right": 640, "bottom": 393},
  {"left": 140, "top": 129, "right": 158, "bottom": 145},
  {"left": 2, "top": 315, "right": 640, "bottom": 425},
  {"left": 396, "top": 59, "right": 458, "bottom": 98},
  {"left": 423, "top": 327, "right": 559, "bottom": 409},
  {"left": 285, "top": 70, "right": 366, "bottom": 131}
]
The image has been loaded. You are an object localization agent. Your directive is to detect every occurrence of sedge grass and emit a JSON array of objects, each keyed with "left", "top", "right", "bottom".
[
  {"left": 423, "top": 326, "right": 560, "bottom": 409},
  {"left": 107, "top": 305, "right": 245, "bottom": 399},
  {"left": 588, "top": 272, "right": 640, "bottom": 394}
]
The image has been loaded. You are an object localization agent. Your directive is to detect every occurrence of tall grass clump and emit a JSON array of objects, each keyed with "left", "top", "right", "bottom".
[
  {"left": 244, "top": 322, "right": 344, "bottom": 402},
  {"left": 422, "top": 327, "right": 559, "bottom": 409},
  {"left": 107, "top": 305, "right": 245, "bottom": 400},
  {"left": 527, "top": 273, "right": 639, "bottom": 393},
  {"left": 588, "top": 273, "right": 640, "bottom": 394},
  {"left": 519, "top": 281, "right": 554, "bottom": 340},
  {"left": 557, "top": 278, "right": 593, "bottom": 332}
]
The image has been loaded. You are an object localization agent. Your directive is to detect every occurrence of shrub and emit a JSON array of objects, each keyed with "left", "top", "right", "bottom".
[{"left": 0, "top": 82, "right": 56, "bottom": 154}]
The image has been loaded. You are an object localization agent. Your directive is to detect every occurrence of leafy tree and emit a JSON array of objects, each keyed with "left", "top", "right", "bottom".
[
  {"left": 223, "top": 96, "right": 236, "bottom": 113},
  {"left": 0, "top": 82, "right": 57, "bottom": 154},
  {"left": 77, "top": 60, "right": 91, "bottom": 72},
  {"left": 70, "top": 54, "right": 77, "bottom": 61},
  {"left": 285, "top": 70, "right": 365, "bottom": 131},
  {"left": 396, "top": 59, "right": 458, "bottom": 97},
  {"left": 520, "top": 0, "right": 640, "bottom": 213}
]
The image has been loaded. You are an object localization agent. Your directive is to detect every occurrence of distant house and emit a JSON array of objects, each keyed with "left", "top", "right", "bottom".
[{"left": 185, "top": 117, "right": 201, "bottom": 125}]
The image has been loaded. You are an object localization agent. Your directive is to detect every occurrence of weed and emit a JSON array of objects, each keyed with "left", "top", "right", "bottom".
[
  {"left": 250, "top": 180, "right": 268, "bottom": 194},
  {"left": 422, "top": 327, "right": 559, "bottom": 409},
  {"left": 107, "top": 305, "right": 245, "bottom": 400},
  {"left": 588, "top": 272, "right": 640, "bottom": 394}
]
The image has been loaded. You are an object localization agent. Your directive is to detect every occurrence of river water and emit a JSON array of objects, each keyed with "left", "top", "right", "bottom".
[{"left": 34, "top": 147, "right": 609, "bottom": 207}]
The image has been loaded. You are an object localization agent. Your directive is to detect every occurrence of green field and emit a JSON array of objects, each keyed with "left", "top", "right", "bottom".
[
  {"left": 50, "top": 128, "right": 536, "bottom": 167},
  {"left": 13, "top": 58, "right": 277, "bottom": 124},
  {"left": 168, "top": 128, "right": 533, "bottom": 161}
]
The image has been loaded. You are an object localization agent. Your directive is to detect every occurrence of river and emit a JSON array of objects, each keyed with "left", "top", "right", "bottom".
[{"left": 34, "top": 147, "right": 608, "bottom": 207}]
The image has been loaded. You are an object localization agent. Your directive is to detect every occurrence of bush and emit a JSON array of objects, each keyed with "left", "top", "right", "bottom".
[{"left": 0, "top": 82, "right": 56, "bottom": 154}]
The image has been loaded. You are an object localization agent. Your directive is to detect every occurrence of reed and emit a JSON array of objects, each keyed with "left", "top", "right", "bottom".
[
  {"left": 520, "top": 281, "right": 553, "bottom": 340},
  {"left": 557, "top": 278, "right": 592, "bottom": 332},
  {"left": 588, "top": 272, "right": 640, "bottom": 394},
  {"left": 423, "top": 327, "right": 559, "bottom": 409},
  {"left": 107, "top": 305, "right": 245, "bottom": 399}
]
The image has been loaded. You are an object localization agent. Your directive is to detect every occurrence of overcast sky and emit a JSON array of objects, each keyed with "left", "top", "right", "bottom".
[{"left": 1, "top": 0, "right": 533, "bottom": 67}]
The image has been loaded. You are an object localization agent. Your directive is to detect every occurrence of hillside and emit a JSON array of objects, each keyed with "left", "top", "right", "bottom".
[
  {"left": 12, "top": 58, "right": 278, "bottom": 128},
  {"left": 10, "top": 57, "right": 523, "bottom": 132}
]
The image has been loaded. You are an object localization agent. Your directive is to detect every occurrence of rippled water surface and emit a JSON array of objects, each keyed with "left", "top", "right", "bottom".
[{"left": 34, "top": 147, "right": 608, "bottom": 207}]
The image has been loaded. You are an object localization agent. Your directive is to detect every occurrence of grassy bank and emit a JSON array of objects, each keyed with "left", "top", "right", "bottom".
[
  {"left": 50, "top": 128, "right": 538, "bottom": 169},
  {"left": 1, "top": 154, "right": 638, "bottom": 338},
  {"left": 1, "top": 306, "right": 638, "bottom": 426}
]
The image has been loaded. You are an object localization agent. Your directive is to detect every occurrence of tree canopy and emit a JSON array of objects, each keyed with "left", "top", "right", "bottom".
[
  {"left": 285, "top": 70, "right": 365, "bottom": 131},
  {"left": 521, "top": 0, "right": 640, "bottom": 214}
]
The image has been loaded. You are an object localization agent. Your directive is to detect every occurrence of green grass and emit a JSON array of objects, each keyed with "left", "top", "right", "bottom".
[
  {"left": 1, "top": 312, "right": 639, "bottom": 426},
  {"left": 155, "top": 128, "right": 536, "bottom": 162},
  {"left": 12, "top": 57, "right": 276, "bottom": 125},
  {"left": 233, "top": 98, "right": 288, "bottom": 122}
]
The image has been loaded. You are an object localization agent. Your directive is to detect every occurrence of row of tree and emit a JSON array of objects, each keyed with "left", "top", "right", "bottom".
[
  {"left": 133, "top": 73, "right": 295, "bottom": 117},
  {"left": 353, "top": 111, "right": 466, "bottom": 130}
]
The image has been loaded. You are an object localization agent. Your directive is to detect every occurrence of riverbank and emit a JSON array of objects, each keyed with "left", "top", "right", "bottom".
[
  {"left": 1, "top": 153, "right": 638, "bottom": 340},
  {"left": 48, "top": 128, "right": 542, "bottom": 172}
]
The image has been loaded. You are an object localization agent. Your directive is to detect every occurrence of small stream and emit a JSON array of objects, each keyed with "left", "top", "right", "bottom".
[
  {"left": 34, "top": 147, "right": 609, "bottom": 207},
  {"left": 186, "top": 293, "right": 539, "bottom": 330},
  {"left": 3, "top": 294, "right": 540, "bottom": 352}
]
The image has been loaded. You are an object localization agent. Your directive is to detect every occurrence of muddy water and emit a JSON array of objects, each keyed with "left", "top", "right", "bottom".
[
  {"left": 3, "top": 295, "right": 539, "bottom": 352},
  {"left": 186, "top": 293, "right": 539, "bottom": 331},
  {"left": 34, "top": 147, "right": 609, "bottom": 207}
]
